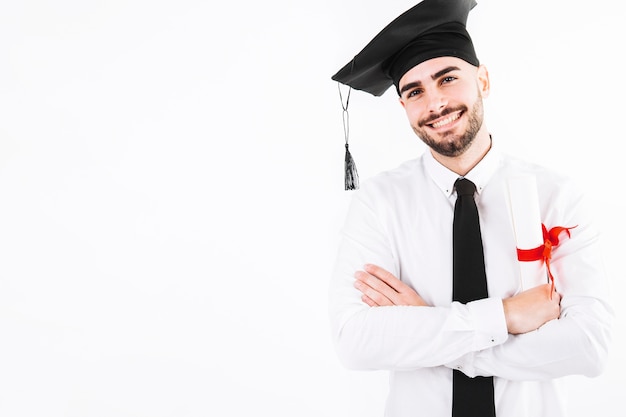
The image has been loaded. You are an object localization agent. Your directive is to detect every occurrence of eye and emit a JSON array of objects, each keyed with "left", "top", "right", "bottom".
[
  {"left": 441, "top": 76, "right": 457, "bottom": 84},
  {"left": 406, "top": 88, "right": 423, "bottom": 100}
]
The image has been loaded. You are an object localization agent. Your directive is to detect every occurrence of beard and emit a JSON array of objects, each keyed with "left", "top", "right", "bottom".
[{"left": 412, "top": 96, "right": 484, "bottom": 158}]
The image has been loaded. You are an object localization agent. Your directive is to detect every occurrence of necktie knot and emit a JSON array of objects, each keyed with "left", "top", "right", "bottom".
[{"left": 455, "top": 178, "right": 476, "bottom": 196}]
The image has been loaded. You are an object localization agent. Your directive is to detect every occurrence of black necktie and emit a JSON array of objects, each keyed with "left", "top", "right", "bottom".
[{"left": 452, "top": 178, "right": 496, "bottom": 417}]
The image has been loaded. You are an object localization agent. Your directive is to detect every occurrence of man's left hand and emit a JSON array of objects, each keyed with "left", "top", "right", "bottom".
[{"left": 354, "top": 264, "right": 428, "bottom": 307}]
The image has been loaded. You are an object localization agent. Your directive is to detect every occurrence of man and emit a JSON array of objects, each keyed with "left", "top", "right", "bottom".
[{"left": 328, "top": 1, "right": 613, "bottom": 416}]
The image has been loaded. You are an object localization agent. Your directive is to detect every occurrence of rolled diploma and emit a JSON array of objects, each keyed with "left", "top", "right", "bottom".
[{"left": 507, "top": 175, "right": 547, "bottom": 290}]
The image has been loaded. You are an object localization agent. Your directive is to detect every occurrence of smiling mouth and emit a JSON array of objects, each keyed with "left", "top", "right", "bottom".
[{"left": 429, "top": 112, "right": 462, "bottom": 129}]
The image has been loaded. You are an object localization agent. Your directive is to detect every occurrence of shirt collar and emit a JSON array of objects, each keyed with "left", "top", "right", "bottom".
[{"left": 423, "top": 140, "right": 502, "bottom": 198}]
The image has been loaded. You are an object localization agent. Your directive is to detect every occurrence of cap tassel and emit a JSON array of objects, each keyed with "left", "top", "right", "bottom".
[
  {"left": 344, "top": 143, "right": 359, "bottom": 190},
  {"left": 339, "top": 83, "right": 359, "bottom": 190}
]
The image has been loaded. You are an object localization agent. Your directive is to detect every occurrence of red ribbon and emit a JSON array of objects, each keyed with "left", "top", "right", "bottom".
[{"left": 516, "top": 224, "right": 577, "bottom": 296}]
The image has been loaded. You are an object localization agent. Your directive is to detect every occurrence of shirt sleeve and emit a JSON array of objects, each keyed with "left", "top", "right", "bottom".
[
  {"left": 451, "top": 297, "right": 613, "bottom": 380},
  {"left": 329, "top": 187, "right": 508, "bottom": 371},
  {"left": 448, "top": 257, "right": 613, "bottom": 380}
]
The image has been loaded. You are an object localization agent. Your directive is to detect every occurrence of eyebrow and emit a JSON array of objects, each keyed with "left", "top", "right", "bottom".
[{"left": 399, "top": 66, "right": 462, "bottom": 96}]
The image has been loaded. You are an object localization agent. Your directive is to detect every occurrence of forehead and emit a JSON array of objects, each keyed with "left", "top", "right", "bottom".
[{"left": 398, "top": 56, "right": 473, "bottom": 88}]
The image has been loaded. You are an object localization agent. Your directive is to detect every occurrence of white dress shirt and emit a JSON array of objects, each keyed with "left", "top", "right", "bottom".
[{"left": 329, "top": 145, "right": 613, "bottom": 417}]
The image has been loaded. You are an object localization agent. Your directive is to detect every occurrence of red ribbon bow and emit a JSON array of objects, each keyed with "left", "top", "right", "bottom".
[{"left": 516, "top": 224, "right": 577, "bottom": 296}]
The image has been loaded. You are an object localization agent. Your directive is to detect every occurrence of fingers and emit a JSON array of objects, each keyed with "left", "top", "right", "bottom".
[
  {"left": 550, "top": 285, "right": 562, "bottom": 317},
  {"left": 363, "top": 263, "right": 409, "bottom": 293},
  {"left": 354, "top": 264, "right": 428, "bottom": 307},
  {"left": 354, "top": 270, "right": 396, "bottom": 306},
  {"left": 353, "top": 264, "right": 426, "bottom": 307},
  {"left": 361, "top": 293, "right": 379, "bottom": 307}
]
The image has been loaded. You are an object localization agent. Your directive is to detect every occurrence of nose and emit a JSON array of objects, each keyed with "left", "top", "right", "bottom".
[{"left": 426, "top": 91, "right": 447, "bottom": 113}]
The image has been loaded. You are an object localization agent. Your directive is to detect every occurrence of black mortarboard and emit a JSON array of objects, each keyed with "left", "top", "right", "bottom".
[
  {"left": 333, "top": 0, "right": 479, "bottom": 190},
  {"left": 332, "top": 0, "right": 479, "bottom": 97}
]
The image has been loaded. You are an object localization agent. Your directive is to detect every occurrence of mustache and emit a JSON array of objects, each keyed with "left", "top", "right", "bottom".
[{"left": 418, "top": 105, "right": 467, "bottom": 127}]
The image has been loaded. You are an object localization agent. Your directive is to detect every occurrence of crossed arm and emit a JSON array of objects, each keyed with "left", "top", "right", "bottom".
[
  {"left": 354, "top": 263, "right": 561, "bottom": 335},
  {"left": 333, "top": 181, "right": 612, "bottom": 378}
]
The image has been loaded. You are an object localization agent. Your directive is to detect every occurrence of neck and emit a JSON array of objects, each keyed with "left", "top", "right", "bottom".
[{"left": 431, "top": 129, "right": 492, "bottom": 176}]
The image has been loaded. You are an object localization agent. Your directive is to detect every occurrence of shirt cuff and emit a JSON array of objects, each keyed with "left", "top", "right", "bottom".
[
  {"left": 467, "top": 296, "right": 508, "bottom": 350},
  {"left": 446, "top": 297, "right": 508, "bottom": 377}
]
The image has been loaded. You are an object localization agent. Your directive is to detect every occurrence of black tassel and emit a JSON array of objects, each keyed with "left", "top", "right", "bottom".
[
  {"left": 344, "top": 143, "right": 359, "bottom": 190},
  {"left": 338, "top": 83, "right": 359, "bottom": 190}
]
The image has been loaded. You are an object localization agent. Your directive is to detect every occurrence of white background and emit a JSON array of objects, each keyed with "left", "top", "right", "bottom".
[{"left": 0, "top": 0, "right": 623, "bottom": 415}]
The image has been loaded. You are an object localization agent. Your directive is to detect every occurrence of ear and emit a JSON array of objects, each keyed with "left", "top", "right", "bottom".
[{"left": 477, "top": 64, "right": 490, "bottom": 98}]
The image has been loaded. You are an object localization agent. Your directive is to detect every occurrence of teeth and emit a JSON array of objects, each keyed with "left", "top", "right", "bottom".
[{"left": 432, "top": 113, "right": 460, "bottom": 128}]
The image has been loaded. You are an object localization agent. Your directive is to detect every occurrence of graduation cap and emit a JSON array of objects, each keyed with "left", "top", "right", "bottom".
[{"left": 332, "top": 0, "right": 480, "bottom": 189}]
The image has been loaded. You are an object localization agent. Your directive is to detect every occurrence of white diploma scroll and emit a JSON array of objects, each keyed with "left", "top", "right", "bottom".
[{"left": 506, "top": 175, "right": 547, "bottom": 291}]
